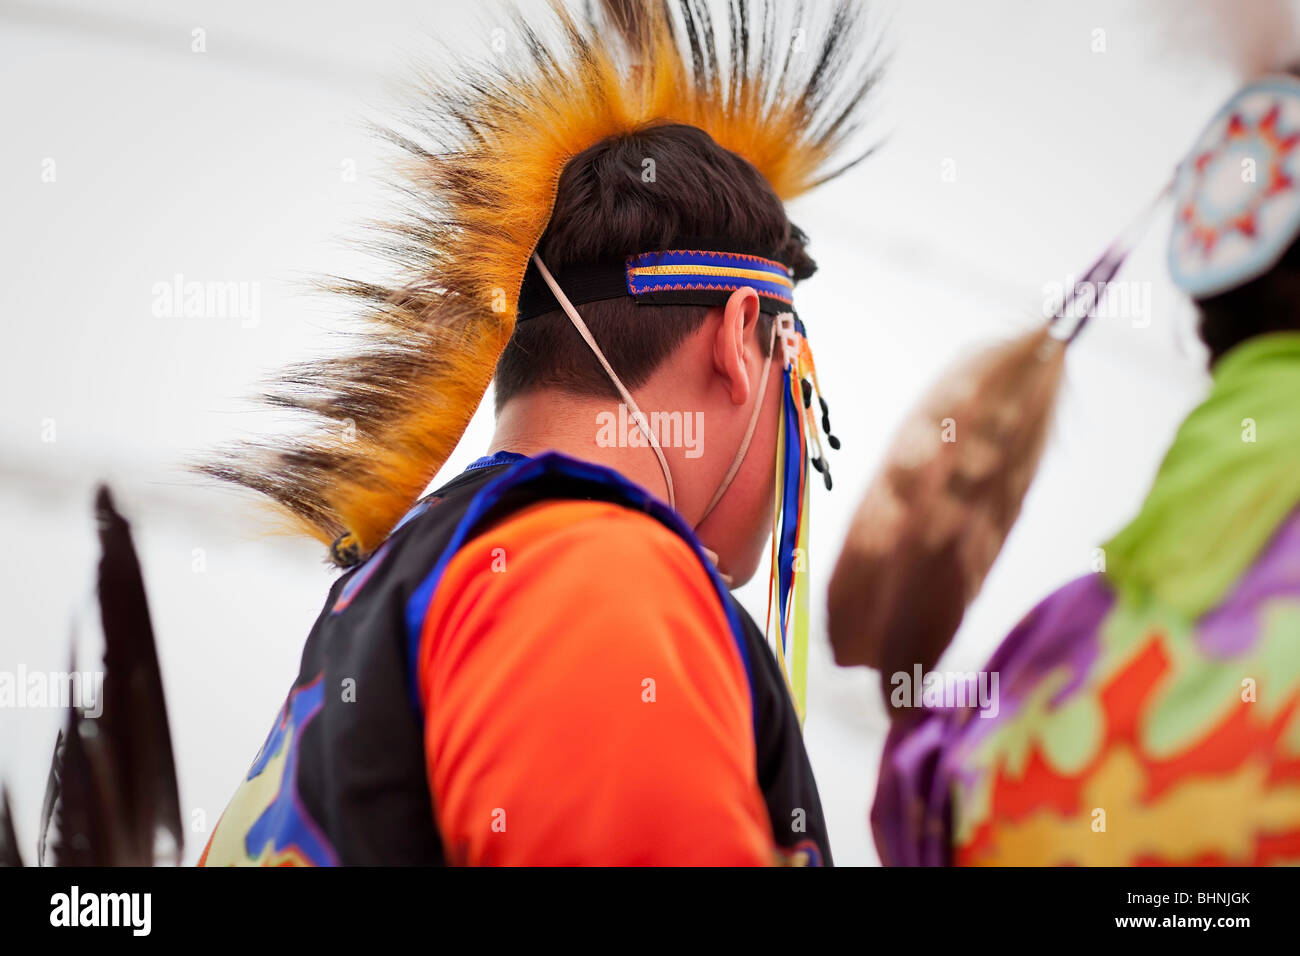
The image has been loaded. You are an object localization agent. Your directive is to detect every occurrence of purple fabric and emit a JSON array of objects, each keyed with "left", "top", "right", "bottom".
[
  {"left": 870, "top": 574, "right": 1116, "bottom": 866},
  {"left": 1198, "top": 513, "right": 1300, "bottom": 657}
]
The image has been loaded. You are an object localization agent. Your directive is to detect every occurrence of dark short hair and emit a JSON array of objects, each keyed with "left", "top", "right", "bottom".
[
  {"left": 493, "top": 123, "right": 813, "bottom": 408},
  {"left": 1195, "top": 236, "right": 1300, "bottom": 365}
]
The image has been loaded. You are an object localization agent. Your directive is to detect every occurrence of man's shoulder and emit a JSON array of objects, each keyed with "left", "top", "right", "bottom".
[
  {"left": 419, "top": 497, "right": 747, "bottom": 696},
  {"left": 452, "top": 498, "right": 716, "bottom": 595}
]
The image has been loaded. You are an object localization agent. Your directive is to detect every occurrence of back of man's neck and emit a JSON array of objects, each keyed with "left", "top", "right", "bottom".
[{"left": 488, "top": 390, "right": 675, "bottom": 506}]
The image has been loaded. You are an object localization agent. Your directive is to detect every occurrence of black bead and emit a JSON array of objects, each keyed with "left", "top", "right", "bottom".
[{"left": 330, "top": 533, "right": 361, "bottom": 568}]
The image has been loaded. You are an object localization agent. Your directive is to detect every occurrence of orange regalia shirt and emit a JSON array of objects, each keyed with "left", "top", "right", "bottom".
[{"left": 201, "top": 452, "right": 830, "bottom": 866}]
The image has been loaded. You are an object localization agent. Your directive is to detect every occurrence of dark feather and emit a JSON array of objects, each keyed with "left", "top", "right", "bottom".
[
  {"left": 36, "top": 729, "right": 64, "bottom": 865},
  {"left": 0, "top": 786, "right": 22, "bottom": 867},
  {"left": 43, "top": 487, "right": 183, "bottom": 865},
  {"left": 48, "top": 705, "right": 116, "bottom": 866},
  {"left": 94, "top": 486, "right": 183, "bottom": 864}
]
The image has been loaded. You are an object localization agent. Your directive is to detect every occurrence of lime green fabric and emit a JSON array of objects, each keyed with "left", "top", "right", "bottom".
[{"left": 1104, "top": 332, "right": 1300, "bottom": 619}]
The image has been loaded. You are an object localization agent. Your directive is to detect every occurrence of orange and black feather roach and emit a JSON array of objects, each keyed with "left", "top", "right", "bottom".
[{"left": 199, "top": 0, "right": 883, "bottom": 564}]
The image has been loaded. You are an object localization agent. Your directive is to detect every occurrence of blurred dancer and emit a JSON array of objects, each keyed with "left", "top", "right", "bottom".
[{"left": 873, "top": 75, "right": 1300, "bottom": 866}]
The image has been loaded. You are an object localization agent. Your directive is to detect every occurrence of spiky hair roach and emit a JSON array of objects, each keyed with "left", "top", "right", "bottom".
[{"left": 203, "top": 0, "right": 883, "bottom": 565}]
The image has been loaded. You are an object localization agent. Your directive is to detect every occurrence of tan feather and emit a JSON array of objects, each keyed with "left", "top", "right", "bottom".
[{"left": 827, "top": 327, "right": 1064, "bottom": 674}]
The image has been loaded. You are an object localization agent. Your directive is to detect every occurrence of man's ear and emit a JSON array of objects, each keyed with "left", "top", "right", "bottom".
[{"left": 712, "top": 287, "right": 761, "bottom": 406}]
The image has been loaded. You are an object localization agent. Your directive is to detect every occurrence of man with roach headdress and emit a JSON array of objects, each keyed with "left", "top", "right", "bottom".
[{"left": 198, "top": 0, "right": 879, "bottom": 865}]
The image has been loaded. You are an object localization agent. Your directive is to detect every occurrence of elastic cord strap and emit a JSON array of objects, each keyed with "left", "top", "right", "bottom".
[
  {"left": 697, "top": 317, "right": 780, "bottom": 525},
  {"left": 531, "top": 253, "right": 676, "bottom": 510}
]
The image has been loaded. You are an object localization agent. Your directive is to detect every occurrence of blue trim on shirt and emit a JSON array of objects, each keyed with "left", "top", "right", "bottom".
[{"left": 463, "top": 450, "right": 532, "bottom": 472}]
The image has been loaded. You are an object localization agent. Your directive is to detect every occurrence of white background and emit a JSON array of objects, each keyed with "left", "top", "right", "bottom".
[{"left": 0, "top": 0, "right": 1260, "bottom": 865}]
